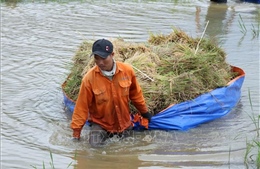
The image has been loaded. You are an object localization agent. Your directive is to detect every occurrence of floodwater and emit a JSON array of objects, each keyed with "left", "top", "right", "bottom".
[{"left": 1, "top": 0, "right": 259, "bottom": 169}]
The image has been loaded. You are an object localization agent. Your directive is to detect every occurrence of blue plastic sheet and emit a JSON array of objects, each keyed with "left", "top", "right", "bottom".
[
  {"left": 148, "top": 74, "right": 245, "bottom": 130},
  {"left": 62, "top": 66, "right": 245, "bottom": 131}
]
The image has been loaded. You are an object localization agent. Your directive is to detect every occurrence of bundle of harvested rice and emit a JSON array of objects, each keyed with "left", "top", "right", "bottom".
[{"left": 63, "top": 29, "right": 237, "bottom": 115}]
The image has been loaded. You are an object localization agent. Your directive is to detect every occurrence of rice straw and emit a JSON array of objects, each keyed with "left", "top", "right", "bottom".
[
  {"left": 195, "top": 20, "right": 209, "bottom": 54},
  {"left": 132, "top": 65, "right": 154, "bottom": 82}
]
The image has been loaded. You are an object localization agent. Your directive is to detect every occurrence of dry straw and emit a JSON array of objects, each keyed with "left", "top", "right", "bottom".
[{"left": 63, "top": 29, "right": 237, "bottom": 115}]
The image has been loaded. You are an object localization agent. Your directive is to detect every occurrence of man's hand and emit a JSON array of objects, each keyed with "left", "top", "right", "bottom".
[
  {"left": 72, "top": 137, "right": 80, "bottom": 142},
  {"left": 141, "top": 112, "right": 152, "bottom": 122},
  {"left": 72, "top": 129, "right": 81, "bottom": 141}
]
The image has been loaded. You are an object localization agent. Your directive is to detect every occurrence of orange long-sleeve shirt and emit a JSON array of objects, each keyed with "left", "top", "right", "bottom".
[{"left": 71, "top": 61, "right": 148, "bottom": 135}]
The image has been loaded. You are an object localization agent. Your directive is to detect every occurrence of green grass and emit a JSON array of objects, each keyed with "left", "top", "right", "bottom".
[
  {"left": 31, "top": 151, "right": 76, "bottom": 169},
  {"left": 238, "top": 14, "right": 259, "bottom": 39},
  {"left": 244, "top": 89, "right": 260, "bottom": 169},
  {"left": 238, "top": 14, "right": 247, "bottom": 35}
]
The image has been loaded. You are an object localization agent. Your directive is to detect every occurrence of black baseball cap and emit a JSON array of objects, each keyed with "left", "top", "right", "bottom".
[{"left": 91, "top": 39, "right": 113, "bottom": 58}]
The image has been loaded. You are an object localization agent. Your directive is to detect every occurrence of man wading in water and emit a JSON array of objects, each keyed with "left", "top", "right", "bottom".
[{"left": 71, "top": 39, "right": 152, "bottom": 147}]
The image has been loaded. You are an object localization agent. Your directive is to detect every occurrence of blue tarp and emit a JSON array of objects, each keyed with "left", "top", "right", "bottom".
[
  {"left": 62, "top": 66, "right": 245, "bottom": 131},
  {"left": 148, "top": 74, "right": 245, "bottom": 130}
]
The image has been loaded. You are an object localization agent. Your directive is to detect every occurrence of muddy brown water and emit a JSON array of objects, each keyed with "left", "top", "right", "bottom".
[{"left": 2, "top": 0, "right": 259, "bottom": 169}]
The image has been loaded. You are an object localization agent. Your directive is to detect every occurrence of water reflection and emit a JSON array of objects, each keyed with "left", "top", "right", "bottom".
[{"left": 196, "top": 2, "right": 236, "bottom": 42}]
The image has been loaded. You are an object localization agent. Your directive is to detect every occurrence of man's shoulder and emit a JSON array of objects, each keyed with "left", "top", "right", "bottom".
[
  {"left": 116, "top": 61, "right": 133, "bottom": 71},
  {"left": 83, "top": 66, "right": 98, "bottom": 80}
]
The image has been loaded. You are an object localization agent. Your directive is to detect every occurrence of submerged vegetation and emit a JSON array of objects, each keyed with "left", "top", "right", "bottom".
[
  {"left": 244, "top": 90, "right": 260, "bottom": 169},
  {"left": 238, "top": 13, "right": 260, "bottom": 39},
  {"left": 30, "top": 151, "right": 76, "bottom": 169},
  {"left": 63, "top": 28, "right": 238, "bottom": 115}
]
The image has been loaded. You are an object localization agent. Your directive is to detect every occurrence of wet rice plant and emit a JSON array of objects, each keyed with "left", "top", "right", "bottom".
[{"left": 63, "top": 28, "right": 237, "bottom": 115}]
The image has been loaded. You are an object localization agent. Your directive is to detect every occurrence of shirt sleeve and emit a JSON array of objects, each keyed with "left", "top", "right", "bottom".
[
  {"left": 129, "top": 69, "right": 148, "bottom": 114},
  {"left": 70, "top": 77, "right": 93, "bottom": 130}
]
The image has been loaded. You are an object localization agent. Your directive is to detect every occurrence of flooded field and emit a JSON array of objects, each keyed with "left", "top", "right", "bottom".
[{"left": 1, "top": 0, "right": 259, "bottom": 168}]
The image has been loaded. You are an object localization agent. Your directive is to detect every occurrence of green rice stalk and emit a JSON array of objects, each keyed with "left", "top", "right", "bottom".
[{"left": 63, "top": 29, "right": 236, "bottom": 115}]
